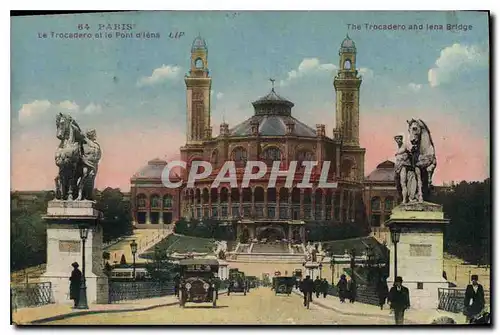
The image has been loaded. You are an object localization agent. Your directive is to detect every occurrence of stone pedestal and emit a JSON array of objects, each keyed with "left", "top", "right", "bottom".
[
  {"left": 304, "top": 262, "right": 321, "bottom": 279},
  {"left": 386, "top": 201, "right": 449, "bottom": 310},
  {"left": 41, "top": 200, "right": 108, "bottom": 304},
  {"left": 218, "top": 260, "right": 229, "bottom": 280}
]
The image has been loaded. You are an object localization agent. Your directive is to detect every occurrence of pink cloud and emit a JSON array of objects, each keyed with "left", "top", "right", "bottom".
[
  {"left": 360, "top": 111, "right": 489, "bottom": 184},
  {"left": 11, "top": 111, "right": 489, "bottom": 192}
]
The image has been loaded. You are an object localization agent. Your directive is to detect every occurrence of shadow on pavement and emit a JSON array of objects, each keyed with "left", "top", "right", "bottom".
[{"left": 182, "top": 305, "right": 229, "bottom": 309}]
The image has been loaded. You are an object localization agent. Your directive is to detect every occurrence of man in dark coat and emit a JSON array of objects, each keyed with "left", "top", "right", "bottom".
[
  {"left": 377, "top": 277, "right": 389, "bottom": 310},
  {"left": 348, "top": 277, "right": 357, "bottom": 303},
  {"left": 314, "top": 276, "right": 322, "bottom": 298},
  {"left": 69, "top": 262, "right": 82, "bottom": 307},
  {"left": 464, "top": 274, "right": 485, "bottom": 323},
  {"left": 388, "top": 276, "right": 410, "bottom": 325},
  {"left": 336, "top": 274, "right": 348, "bottom": 303},
  {"left": 300, "top": 275, "right": 314, "bottom": 307},
  {"left": 321, "top": 279, "right": 329, "bottom": 298}
]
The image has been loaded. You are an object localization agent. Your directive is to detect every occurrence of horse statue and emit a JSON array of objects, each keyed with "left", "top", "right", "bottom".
[
  {"left": 54, "top": 113, "right": 101, "bottom": 201},
  {"left": 405, "top": 118, "right": 437, "bottom": 202}
]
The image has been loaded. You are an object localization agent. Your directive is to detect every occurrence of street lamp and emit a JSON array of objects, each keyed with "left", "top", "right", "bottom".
[
  {"left": 390, "top": 226, "right": 401, "bottom": 282},
  {"left": 318, "top": 263, "right": 323, "bottom": 279},
  {"left": 349, "top": 248, "right": 356, "bottom": 279},
  {"left": 330, "top": 253, "right": 335, "bottom": 284},
  {"left": 76, "top": 225, "right": 89, "bottom": 309},
  {"left": 130, "top": 240, "right": 138, "bottom": 280}
]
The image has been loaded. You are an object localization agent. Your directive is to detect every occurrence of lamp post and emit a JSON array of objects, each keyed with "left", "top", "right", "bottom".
[
  {"left": 130, "top": 240, "right": 138, "bottom": 281},
  {"left": 349, "top": 248, "right": 356, "bottom": 279},
  {"left": 390, "top": 226, "right": 401, "bottom": 282},
  {"left": 76, "top": 225, "right": 89, "bottom": 309},
  {"left": 319, "top": 263, "right": 323, "bottom": 279},
  {"left": 330, "top": 254, "right": 335, "bottom": 284}
]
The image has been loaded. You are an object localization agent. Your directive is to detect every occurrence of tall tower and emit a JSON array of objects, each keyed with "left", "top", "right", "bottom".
[
  {"left": 334, "top": 35, "right": 362, "bottom": 146},
  {"left": 185, "top": 35, "right": 212, "bottom": 144}
]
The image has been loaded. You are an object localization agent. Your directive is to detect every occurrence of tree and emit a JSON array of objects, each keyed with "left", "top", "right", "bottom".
[
  {"left": 95, "top": 188, "right": 132, "bottom": 242},
  {"left": 120, "top": 254, "right": 127, "bottom": 265},
  {"left": 431, "top": 179, "right": 491, "bottom": 264},
  {"left": 145, "top": 246, "right": 177, "bottom": 282}
]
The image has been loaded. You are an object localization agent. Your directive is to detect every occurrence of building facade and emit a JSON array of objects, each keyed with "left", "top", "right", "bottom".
[{"left": 130, "top": 35, "right": 367, "bottom": 241}]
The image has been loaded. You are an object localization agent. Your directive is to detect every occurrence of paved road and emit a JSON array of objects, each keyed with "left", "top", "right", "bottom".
[{"left": 46, "top": 287, "right": 392, "bottom": 325}]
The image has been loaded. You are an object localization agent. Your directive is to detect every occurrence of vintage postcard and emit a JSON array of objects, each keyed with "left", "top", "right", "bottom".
[{"left": 10, "top": 10, "right": 490, "bottom": 326}]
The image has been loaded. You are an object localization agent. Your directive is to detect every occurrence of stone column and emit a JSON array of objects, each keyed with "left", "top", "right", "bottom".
[
  {"left": 311, "top": 190, "right": 316, "bottom": 220},
  {"left": 340, "top": 189, "right": 344, "bottom": 222},
  {"left": 200, "top": 191, "right": 204, "bottom": 219},
  {"left": 351, "top": 191, "right": 356, "bottom": 221},
  {"left": 251, "top": 188, "right": 255, "bottom": 217},
  {"left": 217, "top": 189, "right": 221, "bottom": 220},
  {"left": 239, "top": 189, "right": 243, "bottom": 218},
  {"left": 228, "top": 190, "right": 232, "bottom": 218},
  {"left": 208, "top": 191, "right": 212, "bottom": 218},
  {"left": 288, "top": 225, "right": 292, "bottom": 241},
  {"left": 300, "top": 189, "right": 304, "bottom": 218},
  {"left": 331, "top": 193, "right": 335, "bottom": 220},
  {"left": 263, "top": 188, "right": 268, "bottom": 219},
  {"left": 288, "top": 188, "right": 293, "bottom": 219},
  {"left": 193, "top": 191, "right": 198, "bottom": 219},
  {"left": 346, "top": 190, "right": 351, "bottom": 222},
  {"left": 321, "top": 193, "right": 326, "bottom": 220},
  {"left": 276, "top": 189, "right": 280, "bottom": 220},
  {"left": 146, "top": 210, "right": 151, "bottom": 225}
]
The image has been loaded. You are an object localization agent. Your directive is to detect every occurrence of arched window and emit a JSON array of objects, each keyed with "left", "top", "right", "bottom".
[
  {"left": 384, "top": 196, "right": 394, "bottom": 211},
  {"left": 195, "top": 58, "right": 204, "bottom": 69},
  {"left": 261, "top": 147, "right": 282, "bottom": 163},
  {"left": 296, "top": 150, "right": 315, "bottom": 169},
  {"left": 344, "top": 59, "right": 352, "bottom": 70},
  {"left": 137, "top": 194, "right": 147, "bottom": 208},
  {"left": 371, "top": 197, "right": 381, "bottom": 211},
  {"left": 211, "top": 149, "right": 218, "bottom": 166},
  {"left": 232, "top": 147, "right": 247, "bottom": 166},
  {"left": 151, "top": 194, "right": 161, "bottom": 208},
  {"left": 163, "top": 195, "right": 173, "bottom": 208}
]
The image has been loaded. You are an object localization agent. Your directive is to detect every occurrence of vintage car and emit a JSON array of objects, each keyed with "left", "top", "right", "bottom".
[
  {"left": 273, "top": 276, "right": 294, "bottom": 295},
  {"left": 178, "top": 258, "right": 219, "bottom": 308},
  {"left": 247, "top": 276, "right": 258, "bottom": 288},
  {"left": 227, "top": 271, "right": 248, "bottom": 295}
]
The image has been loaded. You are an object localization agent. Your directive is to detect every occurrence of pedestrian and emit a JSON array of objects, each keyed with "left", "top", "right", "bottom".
[
  {"left": 377, "top": 276, "right": 389, "bottom": 310},
  {"left": 388, "top": 276, "right": 410, "bottom": 325},
  {"left": 348, "top": 277, "right": 357, "bottom": 303},
  {"left": 300, "top": 275, "right": 314, "bottom": 307},
  {"left": 314, "top": 276, "right": 321, "bottom": 298},
  {"left": 464, "top": 274, "right": 485, "bottom": 323},
  {"left": 336, "top": 274, "right": 348, "bottom": 303},
  {"left": 321, "top": 279, "right": 329, "bottom": 298},
  {"left": 69, "top": 262, "right": 82, "bottom": 308}
]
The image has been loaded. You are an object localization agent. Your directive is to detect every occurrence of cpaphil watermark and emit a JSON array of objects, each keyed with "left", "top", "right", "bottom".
[{"left": 161, "top": 161, "right": 338, "bottom": 189}]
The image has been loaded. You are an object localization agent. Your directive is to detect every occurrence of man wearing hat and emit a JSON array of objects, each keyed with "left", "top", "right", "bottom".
[
  {"left": 464, "top": 274, "right": 485, "bottom": 322},
  {"left": 69, "top": 262, "right": 82, "bottom": 308},
  {"left": 388, "top": 276, "right": 410, "bottom": 325}
]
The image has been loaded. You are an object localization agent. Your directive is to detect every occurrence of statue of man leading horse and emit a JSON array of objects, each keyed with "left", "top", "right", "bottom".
[
  {"left": 394, "top": 118, "right": 437, "bottom": 203},
  {"left": 54, "top": 113, "right": 101, "bottom": 201}
]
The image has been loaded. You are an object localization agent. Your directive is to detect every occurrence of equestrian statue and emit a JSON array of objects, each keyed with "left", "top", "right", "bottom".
[
  {"left": 394, "top": 119, "right": 437, "bottom": 203},
  {"left": 54, "top": 113, "right": 101, "bottom": 201}
]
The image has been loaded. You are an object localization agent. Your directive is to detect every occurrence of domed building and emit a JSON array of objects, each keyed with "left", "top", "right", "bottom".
[{"left": 130, "top": 35, "right": 367, "bottom": 243}]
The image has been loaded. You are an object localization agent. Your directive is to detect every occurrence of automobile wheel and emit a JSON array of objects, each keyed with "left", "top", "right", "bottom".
[
  {"left": 212, "top": 291, "right": 217, "bottom": 308},
  {"left": 227, "top": 290, "right": 230, "bottom": 296}
]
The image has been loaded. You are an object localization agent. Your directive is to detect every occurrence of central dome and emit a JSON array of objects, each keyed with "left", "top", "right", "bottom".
[{"left": 251, "top": 88, "right": 294, "bottom": 116}]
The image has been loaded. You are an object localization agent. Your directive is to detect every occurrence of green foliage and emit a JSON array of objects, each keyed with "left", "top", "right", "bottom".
[
  {"left": 120, "top": 254, "right": 127, "bottom": 265},
  {"left": 95, "top": 187, "right": 132, "bottom": 243},
  {"left": 305, "top": 219, "right": 370, "bottom": 242},
  {"left": 102, "top": 251, "right": 111, "bottom": 260},
  {"left": 174, "top": 218, "right": 236, "bottom": 240},
  {"left": 430, "top": 179, "right": 490, "bottom": 265},
  {"left": 145, "top": 246, "right": 177, "bottom": 282},
  {"left": 11, "top": 202, "right": 47, "bottom": 271}
]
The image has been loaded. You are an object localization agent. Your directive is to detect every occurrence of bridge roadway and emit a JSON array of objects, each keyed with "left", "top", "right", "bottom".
[{"left": 45, "top": 287, "right": 392, "bottom": 325}]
